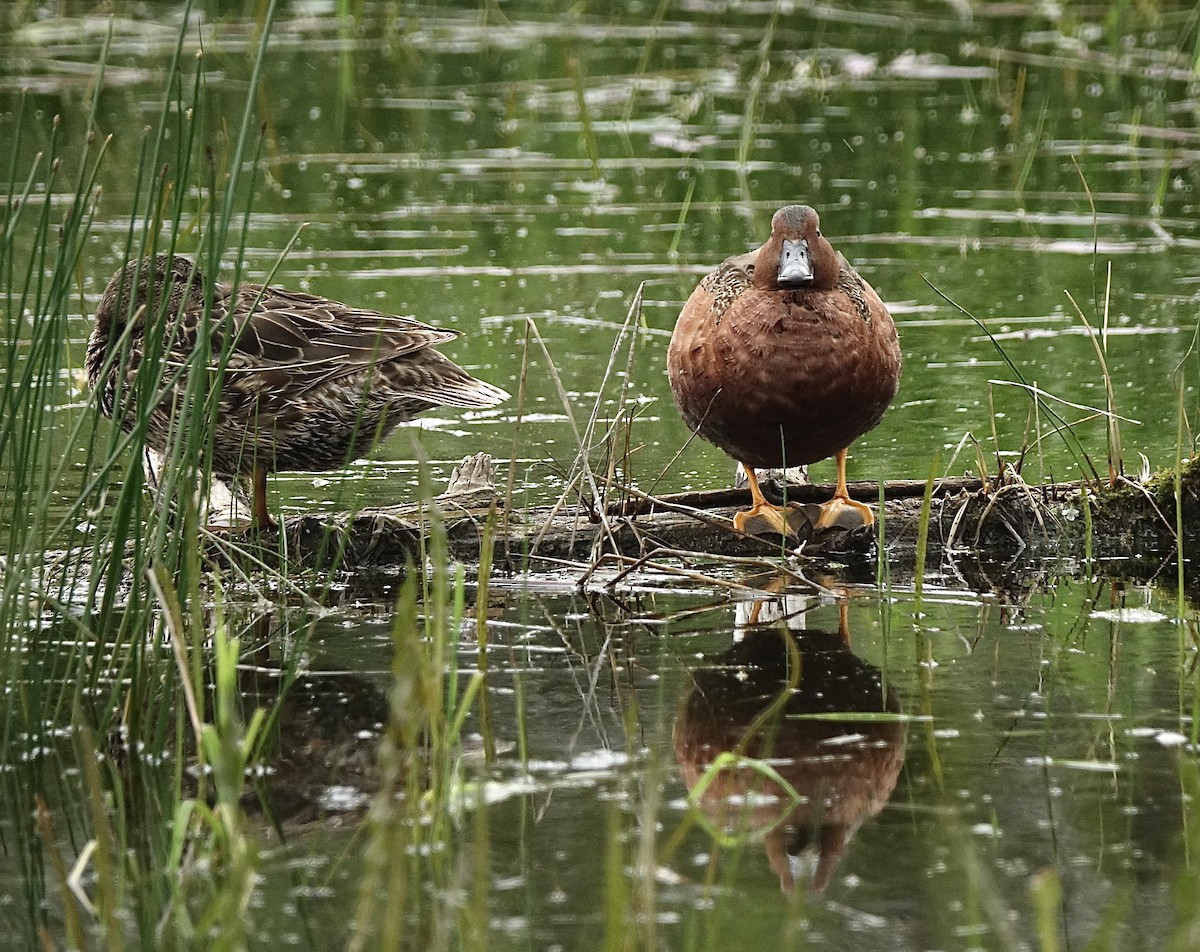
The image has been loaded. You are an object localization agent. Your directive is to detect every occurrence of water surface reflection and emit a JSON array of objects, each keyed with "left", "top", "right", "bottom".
[{"left": 675, "top": 596, "right": 905, "bottom": 893}]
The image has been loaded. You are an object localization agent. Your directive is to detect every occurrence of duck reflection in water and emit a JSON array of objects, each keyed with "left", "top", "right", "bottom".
[{"left": 673, "top": 595, "right": 905, "bottom": 892}]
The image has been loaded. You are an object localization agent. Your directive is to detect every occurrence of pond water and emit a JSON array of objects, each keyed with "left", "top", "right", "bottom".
[
  {"left": 3, "top": 0, "right": 1200, "bottom": 949},
  {"left": 239, "top": 573, "right": 1194, "bottom": 951}
]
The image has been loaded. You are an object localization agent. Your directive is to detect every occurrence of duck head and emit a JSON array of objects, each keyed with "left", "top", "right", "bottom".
[
  {"left": 94, "top": 254, "right": 206, "bottom": 337},
  {"left": 86, "top": 254, "right": 208, "bottom": 393},
  {"left": 752, "top": 205, "right": 840, "bottom": 292}
]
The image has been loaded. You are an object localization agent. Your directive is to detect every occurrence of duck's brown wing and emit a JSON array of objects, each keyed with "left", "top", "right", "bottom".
[
  {"left": 158, "top": 283, "right": 507, "bottom": 415},
  {"left": 834, "top": 254, "right": 875, "bottom": 323},
  {"left": 230, "top": 286, "right": 456, "bottom": 372},
  {"left": 668, "top": 252, "right": 757, "bottom": 441},
  {"left": 163, "top": 285, "right": 448, "bottom": 359},
  {"left": 697, "top": 251, "right": 756, "bottom": 323},
  {"left": 233, "top": 288, "right": 510, "bottom": 408}
]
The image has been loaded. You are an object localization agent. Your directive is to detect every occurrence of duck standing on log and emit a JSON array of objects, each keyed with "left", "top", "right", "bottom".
[
  {"left": 667, "top": 205, "right": 901, "bottom": 536},
  {"left": 86, "top": 254, "right": 509, "bottom": 529}
]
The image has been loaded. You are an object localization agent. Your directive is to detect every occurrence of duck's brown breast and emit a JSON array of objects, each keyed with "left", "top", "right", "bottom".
[{"left": 667, "top": 274, "right": 900, "bottom": 469}]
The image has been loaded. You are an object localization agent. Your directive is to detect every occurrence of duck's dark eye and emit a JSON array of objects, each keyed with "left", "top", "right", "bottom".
[{"left": 816, "top": 230, "right": 821, "bottom": 237}]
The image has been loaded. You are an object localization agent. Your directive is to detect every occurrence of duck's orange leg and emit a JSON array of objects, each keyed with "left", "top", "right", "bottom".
[
  {"left": 732, "top": 466, "right": 801, "bottom": 537},
  {"left": 814, "top": 448, "right": 874, "bottom": 530},
  {"left": 251, "top": 463, "right": 276, "bottom": 530}
]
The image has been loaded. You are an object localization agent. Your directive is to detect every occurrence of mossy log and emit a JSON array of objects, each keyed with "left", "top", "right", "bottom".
[{"left": 275, "top": 455, "right": 1200, "bottom": 585}]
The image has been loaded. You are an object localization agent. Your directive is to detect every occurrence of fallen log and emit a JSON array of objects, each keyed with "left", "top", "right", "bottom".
[
  {"left": 34, "top": 459, "right": 1195, "bottom": 617},
  {"left": 274, "top": 455, "right": 1200, "bottom": 586}
]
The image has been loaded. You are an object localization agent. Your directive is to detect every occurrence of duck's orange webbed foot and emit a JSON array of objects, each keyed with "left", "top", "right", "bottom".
[
  {"left": 732, "top": 501, "right": 805, "bottom": 538},
  {"left": 814, "top": 493, "right": 874, "bottom": 531},
  {"left": 733, "top": 466, "right": 806, "bottom": 538},
  {"left": 813, "top": 447, "right": 875, "bottom": 531}
]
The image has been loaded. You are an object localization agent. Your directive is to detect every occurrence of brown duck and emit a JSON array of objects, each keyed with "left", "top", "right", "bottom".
[
  {"left": 86, "top": 254, "right": 509, "bottom": 529},
  {"left": 667, "top": 205, "right": 900, "bottom": 535}
]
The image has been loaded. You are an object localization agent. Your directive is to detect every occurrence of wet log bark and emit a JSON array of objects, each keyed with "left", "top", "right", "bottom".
[{"left": 276, "top": 455, "right": 1200, "bottom": 584}]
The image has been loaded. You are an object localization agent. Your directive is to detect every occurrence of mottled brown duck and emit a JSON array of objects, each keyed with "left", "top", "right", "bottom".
[
  {"left": 667, "top": 205, "right": 901, "bottom": 536},
  {"left": 86, "top": 254, "right": 509, "bottom": 529}
]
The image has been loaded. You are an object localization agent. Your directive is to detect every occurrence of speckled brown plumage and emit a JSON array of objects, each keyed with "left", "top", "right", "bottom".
[
  {"left": 698, "top": 251, "right": 756, "bottom": 324},
  {"left": 667, "top": 205, "right": 901, "bottom": 533},
  {"left": 86, "top": 254, "right": 509, "bottom": 527}
]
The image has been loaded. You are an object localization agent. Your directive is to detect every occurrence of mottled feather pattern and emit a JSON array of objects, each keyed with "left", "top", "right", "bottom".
[
  {"left": 698, "top": 252, "right": 755, "bottom": 324},
  {"left": 834, "top": 258, "right": 872, "bottom": 323},
  {"left": 87, "top": 254, "right": 509, "bottom": 484}
]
